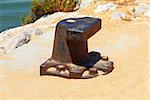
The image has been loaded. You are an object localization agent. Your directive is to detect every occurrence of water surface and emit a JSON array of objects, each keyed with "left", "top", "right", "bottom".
[{"left": 0, "top": 0, "right": 31, "bottom": 32}]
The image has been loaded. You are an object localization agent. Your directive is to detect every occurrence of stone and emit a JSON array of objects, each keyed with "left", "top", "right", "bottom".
[
  {"left": 131, "top": 3, "right": 150, "bottom": 17},
  {"left": 15, "top": 31, "right": 31, "bottom": 48},
  {"left": 111, "top": 12, "right": 126, "bottom": 20},
  {"left": 80, "top": 0, "right": 92, "bottom": 9},
  {"left": 33, "top": 28, "right": 43, "bottom": 35},
  {"left": 121, "top": 14, "right": 132, "bottom": 21},
  {"left": 0, "top": 31, "right": 31, "bottom": 53},
  {"left": 94, "top": 2, "right": 117, "bottom": 13}
]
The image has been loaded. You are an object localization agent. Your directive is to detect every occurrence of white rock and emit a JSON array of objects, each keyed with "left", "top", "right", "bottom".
[
  {"left": 0, "top": 31, "right": 31, "bottom": 53},
  {"left": 0, "top": 46, "right": 4, "bottom": 52},
  {"left": 94, "top": 2, "right": 117, "bottom": 13},
  {"left": 134, "top": 3, "right": 150, "bottom": 17},
  {"left": 80, "top": 0, "right": 92, "bottom": 9},
  {"left": 33, "top": 28, "right": 43, "bottom": 35},
  {"left": 51, "top": 23, "right": 57, "bottom": 28},
  {"left": 111, "top": 12, "right": 126, "bottom": 20},
  {"left": 16, "top": 32, "right": 31, "bottom": 48}
]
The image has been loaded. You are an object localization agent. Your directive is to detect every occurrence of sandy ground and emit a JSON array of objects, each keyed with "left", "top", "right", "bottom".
[
  {"left": 0, "top": 1, "right": 150, "bottom": 100},
  {"left": 0, "top": 18, "right": 149, "bottom": 100}
]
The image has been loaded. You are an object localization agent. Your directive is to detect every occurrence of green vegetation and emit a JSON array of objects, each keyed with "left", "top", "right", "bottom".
[{"left": 21, "top": 0, "right": 80, "bottom": 25}]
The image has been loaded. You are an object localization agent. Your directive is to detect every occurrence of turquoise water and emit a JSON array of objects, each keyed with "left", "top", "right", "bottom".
[{"left": 0, "top": 0, "right": 31, "bottom": 32}]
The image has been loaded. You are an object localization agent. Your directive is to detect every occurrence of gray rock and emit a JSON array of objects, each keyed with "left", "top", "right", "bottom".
[
  {"left": 73, "top": 0, "right": 81, "bottom": 10},
  {"left": 80, "top": 0, "right": 92, "bottom": 9},
  {"left": 33, "top": 28, "right": 43, "bottom": 35},
  {"left": 0, "top": 46, "right": 4, "bottom": 53},
  {"left": 15, "top": 31, "right": 31, "bottom": 48},
  {"left": 134, "top": 3, "right": 150, "bottom": 17},
  {"left": 0, "top": 31, "right": 31, "bottom": 53},
  {"left": 111, "top": 12, "right": 126, "bottom": 20}
]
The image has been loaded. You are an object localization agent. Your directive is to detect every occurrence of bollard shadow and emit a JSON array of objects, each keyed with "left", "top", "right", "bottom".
[
  {"left": 76, "top": 51, "right": 100, "bottom": 68},
  {"left": 76, "top": 51, "right": 114, "bottom": 75}
]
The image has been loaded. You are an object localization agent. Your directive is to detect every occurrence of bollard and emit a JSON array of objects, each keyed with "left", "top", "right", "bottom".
[{"left": 40, "top": 17, "right": 114, "bottom": 79}]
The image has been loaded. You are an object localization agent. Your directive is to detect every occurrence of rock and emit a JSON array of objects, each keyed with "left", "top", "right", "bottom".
[
  {"left": 0, "top": 31, "right": 31, "bottom": 53},
  {"left": 135, "top": 4, "right": 149, "bottom": 17},
  {"left": 94, "top": 2, "right": 117, "bottom": 13},
  {"left": 130, "top": 3, "right": 150, "bottom": 17},
  {"left": 15, "top": 31, "right": 31, "bottom": 48},
  {"left": 80, "top": 0, "right": 92, "bottom": 9},
  {"left": 51, "top": 23, "right": 57, "bottom": 28},
  {"left": 33, "top": 28, "right": 43, "bottom": 35},
  {"left": 0, "top": 10, "right": 94, "bottom": 53},
  {"left": 111, "top": 12, "right": 126, "bottom": 20},
  {"left": 111, "top": 12, "right": 132, "bottom": 21},
  {"left": 121, "top": 14, "right": 133, "bottom": 21},
  {"left": 73, "top": 0, "right": 81, "bottom": 10}
]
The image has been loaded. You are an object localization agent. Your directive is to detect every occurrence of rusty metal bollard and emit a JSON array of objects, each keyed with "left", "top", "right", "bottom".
[{"left": 40, "top": 17, "right": 114, "bottom": 79}]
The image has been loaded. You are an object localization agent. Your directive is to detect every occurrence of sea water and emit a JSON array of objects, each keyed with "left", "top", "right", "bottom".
[{"left": 0, "top": 0, "right": 31, "bottom": 32}]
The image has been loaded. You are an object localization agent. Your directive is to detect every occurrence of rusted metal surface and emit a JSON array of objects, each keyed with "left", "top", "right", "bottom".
[{"left": 40, "top": 17, "right": 114, "bottom": 79}]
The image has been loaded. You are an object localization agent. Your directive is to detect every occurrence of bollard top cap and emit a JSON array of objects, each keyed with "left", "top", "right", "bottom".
[{"left": 58, "top": 17, "right": 101, "bottom": 32}]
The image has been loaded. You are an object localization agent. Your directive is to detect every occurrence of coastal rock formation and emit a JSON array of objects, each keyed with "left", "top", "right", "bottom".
[
  {"left": 0, "top": 31, "right": 31, "bottom": 53},
  {"left": 0, "top": 27, "right": 44, "bottom": 53},
  {"left": 132, "top": 3, "right": 150, "bottom": 17},
  {"left": 15, "top": 31, "right": 31, "bottom": 48},
  {"left": 0, "top": 0, "right": 149, "bottom": 53}
]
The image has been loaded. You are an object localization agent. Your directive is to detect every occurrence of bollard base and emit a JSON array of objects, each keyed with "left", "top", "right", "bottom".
[{"left": 40, "top": 52, "right": 114, "bottom": 79}]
